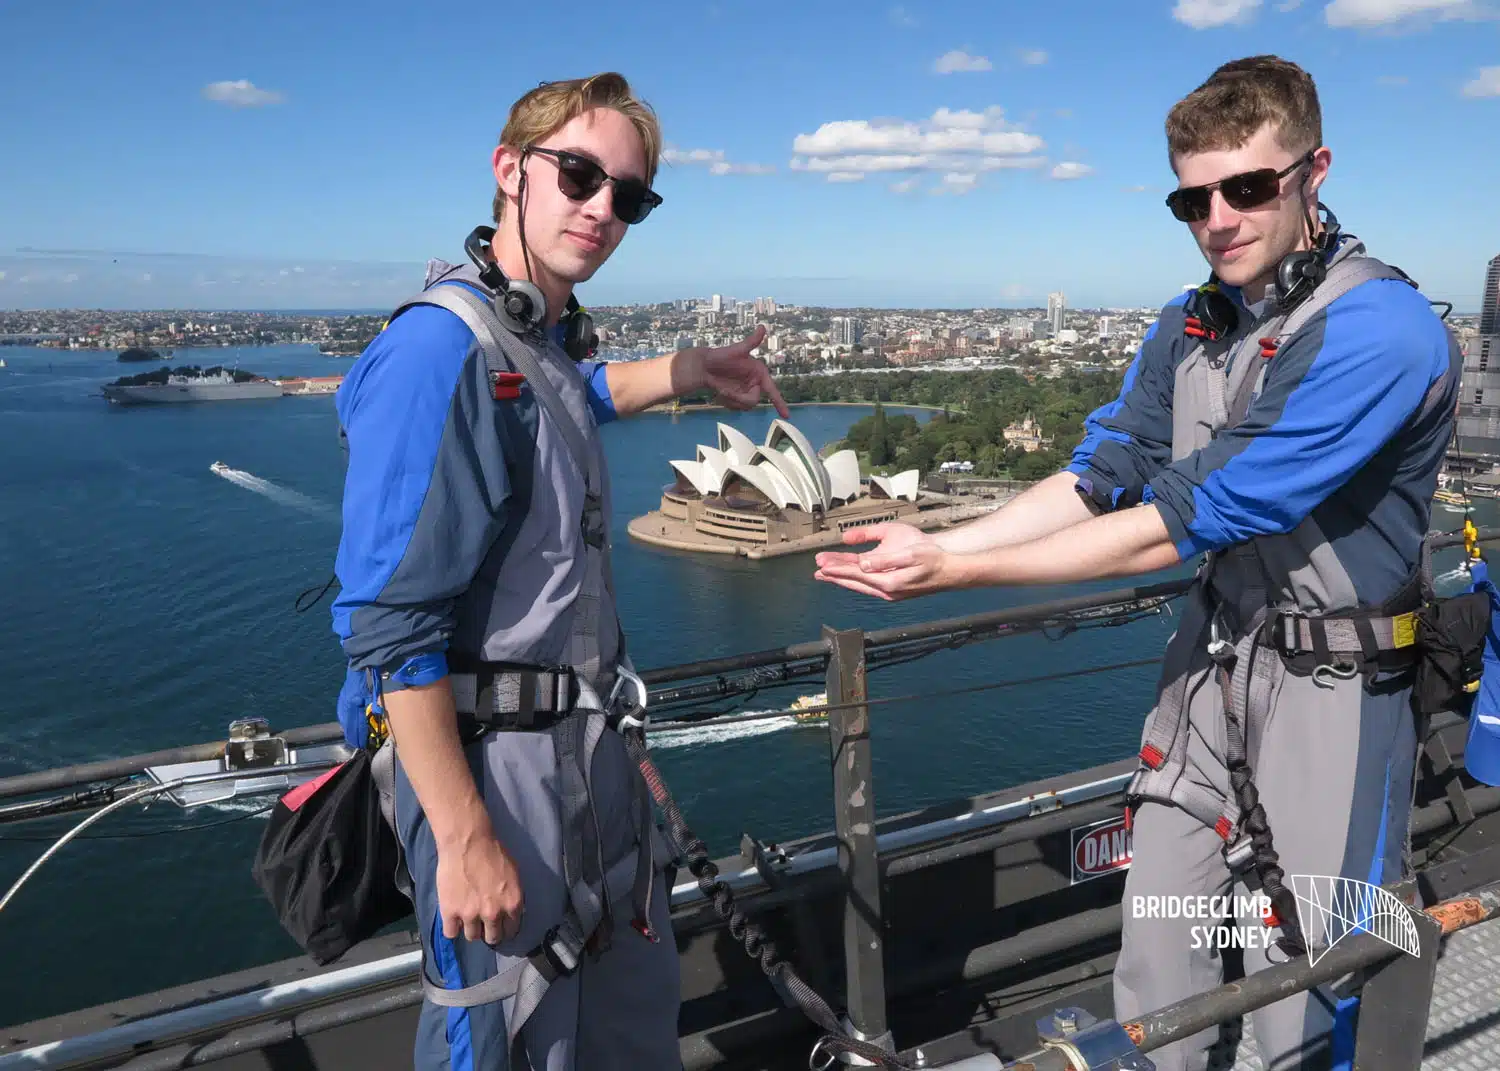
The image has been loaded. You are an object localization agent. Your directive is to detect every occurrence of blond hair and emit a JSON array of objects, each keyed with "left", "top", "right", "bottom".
[
  {"left": 492, "top": 72, "right": 661, "bottom": 223},
  {"left": 1165, "top": 55, "right": 1322, "bottom": 164}
]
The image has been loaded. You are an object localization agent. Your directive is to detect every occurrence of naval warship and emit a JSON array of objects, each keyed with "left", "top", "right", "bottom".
[{"left": 101, "top": 365, "right": 283, "bottom": 405}]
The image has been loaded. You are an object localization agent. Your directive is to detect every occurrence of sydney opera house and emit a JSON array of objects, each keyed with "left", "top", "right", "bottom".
[{"left": 627, "top": 419, "right": 928, "bottom": 556}]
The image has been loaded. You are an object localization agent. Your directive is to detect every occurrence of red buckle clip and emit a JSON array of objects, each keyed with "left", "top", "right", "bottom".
[
  {"left": 491, "top": 371, "right": 526, "bottom": 400},
  {"left": 1123, "top": 805, "right": 1134, "bottom": 833},
  {"left": 631, "top": 918, "right": 660, "bottom": 944},
  {"left": 1214, "top": 816, "right": 1234, "bottom": 840},
  {"left": 1258, "top": 336, "right": 1279, "bottom": 359},
  {"left": 1263, "top": 904, "right": 1282, "bottom": 927},
  {"left": 1139, "top": 744, "right": 1165, "bottom": 769}
]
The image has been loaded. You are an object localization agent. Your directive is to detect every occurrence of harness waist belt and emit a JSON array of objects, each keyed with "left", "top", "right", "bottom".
[
  {"left": 448, "top": 663, "right": 580, "bottom": 728},
  {"left": 1265, "top": 609, "right": 1418, "bottom": 658}
]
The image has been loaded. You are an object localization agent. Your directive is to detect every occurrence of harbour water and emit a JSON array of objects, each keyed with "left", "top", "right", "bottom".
[{"left": 0, "top": 344, "right": 1479, "bottom": 1026}]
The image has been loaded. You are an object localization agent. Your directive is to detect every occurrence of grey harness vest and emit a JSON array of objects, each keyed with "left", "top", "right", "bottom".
[
  {"left": 1127, "top": 246, "right": 1440, "bottom": 949},
  {"left": 370, "top": 272, "right": 659, "bottom": 1049}
]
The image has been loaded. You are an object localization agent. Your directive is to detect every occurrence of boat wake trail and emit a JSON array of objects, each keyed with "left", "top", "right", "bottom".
[
  {"left": 648, "top": 710, "right": 805, "bottom": 750},
  {"left": 211, "top": 464, "right": 335, "bottom": 519}
]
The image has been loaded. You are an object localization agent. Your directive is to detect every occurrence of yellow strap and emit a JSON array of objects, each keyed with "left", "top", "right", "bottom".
[
  {"left": 1391, "top": 612, "right": 1418, "bottom": 649},
  {"left": 1465, "top": 517, "right": 1482, "bottom": 561}
]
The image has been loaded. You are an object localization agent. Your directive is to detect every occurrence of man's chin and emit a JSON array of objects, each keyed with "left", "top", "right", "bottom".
[{"left": 1206, "top": 251, "right": 1266, "bottom": 289}]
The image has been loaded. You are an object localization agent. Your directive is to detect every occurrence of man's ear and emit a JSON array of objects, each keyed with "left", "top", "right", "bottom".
[
  {"left": 1304, "top": 145, "right": 1332, "bottom": 200},
  {"left": 492, "top": 145, "right": 525, "bottom": 204}
]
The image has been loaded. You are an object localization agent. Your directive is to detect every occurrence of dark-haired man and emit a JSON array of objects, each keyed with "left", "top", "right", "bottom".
[{"left": 814, "top": 56, "right": 1460, "bottom": 1070}]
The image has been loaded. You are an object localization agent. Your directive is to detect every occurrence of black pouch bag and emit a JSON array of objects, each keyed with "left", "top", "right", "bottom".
[
  {"left": 251, "top": 749, "right": 413, "bottom": 965},
  {"left": 1412, "top": 592, "right": 1492, "bottom": 718}
]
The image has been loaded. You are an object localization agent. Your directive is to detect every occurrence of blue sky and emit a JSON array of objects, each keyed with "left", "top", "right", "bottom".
[{"left": 1, "top": 0, "right": 1496, "bottom": 311}]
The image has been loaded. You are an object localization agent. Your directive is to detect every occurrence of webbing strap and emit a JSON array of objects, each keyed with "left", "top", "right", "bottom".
[
  {"left": 448, "top": 668, "right": 574, "bottom": 718},
  {"left": 418, "top": 850, "right": 645, "bottom": 1010},
  {"left": 1273, "top": 611, "right": 1418, "bottom": 656}
]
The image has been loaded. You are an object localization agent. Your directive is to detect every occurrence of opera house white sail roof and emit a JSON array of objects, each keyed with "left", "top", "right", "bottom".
[{"left": 669, "top": 420, "right": 920, "bottom": 512}]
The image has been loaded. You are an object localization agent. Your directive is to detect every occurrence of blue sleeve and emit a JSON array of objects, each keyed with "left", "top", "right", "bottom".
[
  {"left": 577, "top": 359, "right": 617, "bottom": 425},
  {"left": 1146, "top": 280, "right": 1451, "bottom": 559},
  {"left": 1065, "top": 296, "right": 1185, "bottom": 512},
  {"left": 330, "top": 304, "right": 513, "bottom": 685}
]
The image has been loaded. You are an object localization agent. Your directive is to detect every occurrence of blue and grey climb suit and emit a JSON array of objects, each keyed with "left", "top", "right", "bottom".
[
  {"left": 331, "top": 261, "right": 681, "bottom": 1070},
  {"left": 1068, "top": 236, "right": 1462, "bottom": 1071}
]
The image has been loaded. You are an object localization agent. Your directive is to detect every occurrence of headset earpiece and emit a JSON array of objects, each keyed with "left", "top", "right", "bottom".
[
  {"left": 1273, "top": 202, "right": 1341, "bottom": 310},
  {"left": 496, "top": 279, "right": 547, "bottom": 334},
  {"left": 463, "top": 224, "right": 549, "bottom": 333},
  {"left": 562, "top": 298, "right": 598, "bottom": 362}
]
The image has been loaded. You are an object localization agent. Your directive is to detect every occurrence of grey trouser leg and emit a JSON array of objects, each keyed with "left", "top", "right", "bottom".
[
  {"left": 1115, "top": 799, "right": 1231, "bottom": 1071},
  {"left": 1116, "top": 657, "right": 1418, "bottom": 1071},
  {"left": 396, "top": 726, "right": 682, "bottom": 1071}
]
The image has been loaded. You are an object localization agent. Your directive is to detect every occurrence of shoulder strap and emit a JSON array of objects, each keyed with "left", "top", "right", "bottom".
[
  {"left": 394, "top": 283, "right": 598, "bottom": 492},
  {"left": 1225, "top": 256, "right": 1412, "bottom": 427},
  {"left": 1276, "top": 256, "right": 1412, "bottom": 345}
]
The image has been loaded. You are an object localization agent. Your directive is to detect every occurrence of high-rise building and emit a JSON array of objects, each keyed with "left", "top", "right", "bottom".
[
  {"left": 1046, "top": 292, "right": 1066, "bottom": 337},
  {"left": 1480, "top": 253, "right": 1500, "bottom": 337},
  {"left": 711, "top": 294, "right": 723, "bottom": 313},
  {"left": 1456, "top": 253, "right": 1500, "bottom": 458}
]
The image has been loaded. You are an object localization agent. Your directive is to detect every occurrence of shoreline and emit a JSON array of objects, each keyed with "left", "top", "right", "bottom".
[{"left": 645, "top": 400, "right": 958, "bottom": 415}]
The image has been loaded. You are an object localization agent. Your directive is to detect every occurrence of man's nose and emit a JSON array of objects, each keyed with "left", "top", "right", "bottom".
[
  {"left": 580, "top": 181, "right": 614, "bottom": 222},
  {"left": 1205, "top": 188, "right": 1239, "bottom": 230}
]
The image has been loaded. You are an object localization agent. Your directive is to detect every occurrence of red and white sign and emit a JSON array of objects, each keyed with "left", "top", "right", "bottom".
[{"left": 1070, "top": 815, "right": 1134, "bottom": 885}]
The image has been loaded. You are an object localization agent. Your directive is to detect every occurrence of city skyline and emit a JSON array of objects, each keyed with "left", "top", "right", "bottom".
[{"left": 1, "top": 0, "right": 1496, "bottom": 312}]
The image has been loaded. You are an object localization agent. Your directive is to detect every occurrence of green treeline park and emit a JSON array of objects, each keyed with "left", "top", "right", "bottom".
[{"left": 769, "top": 369, "right": 1128, "bottom": 481}]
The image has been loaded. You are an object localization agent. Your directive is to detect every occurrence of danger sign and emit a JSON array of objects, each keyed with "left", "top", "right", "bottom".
[{"left": 1070, "top": 815, "right": 1133, "bottom": 885}]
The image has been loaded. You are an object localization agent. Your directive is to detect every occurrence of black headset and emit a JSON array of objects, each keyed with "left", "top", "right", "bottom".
[
  {"left": 462, "top": 225, "right": 599, "bottom": 362},
  {"left": 1273, "top": 202, "right": 1341, "bottom": 311},
  {"left": 1183, "top": 202, "right": 1344, "bottom": 341}
]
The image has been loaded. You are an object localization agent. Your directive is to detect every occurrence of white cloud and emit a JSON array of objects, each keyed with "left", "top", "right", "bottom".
[
  {"left": 662, "top": 146, "right": 775, "bottom": 175},
  {"left": 1172, "top": 0, "right": 1263, "bottom": 27},
  {"left": 1018, "top": 48, "right": 1049, "bottom": 65},
  {"left": 709, "top": 161, "right": 777, "bottom": 175},
  {"left": 140, "top": 273, "right": 152, "bottom": 282},
  {"left": 201, "top": 79, "right": 285, "bottom": 107},
  {"left": 1323, "top": 0, "right": 1483, "bottom": 26},
  {"left": 1124, "top": 183, "right": 1149, "bottom": 192},
  {"left": 1277, "top": 0, "right": 1304, "bottom": 8},
  {"left": 933, "top": 49, "right": 993, "bottom": 74},
  {"left": 941, "top": 173, "right": 979, "bottom": 193},
  {"left": 889, "top": 4, "right": 918, "bottom": 25},
  {"left": 890, "top": 178, "right": 919, "bottom": 193},
  {"left": 1463, "top": 65, "right": 1500, "bottom": 96},
  {"left": 0, "top": 271, "right": 7, "bottom": 281},
  {"left": 791, "top": 106, "right": 1047, "bottom": 187},
  {"left": 1050, "top": 161, "right": 1094, "bottom": 179},
  {"left": 62, "top": 273, "right": 79, "bottom": 284},
  {"left": 826, "top": 172, "right": 866, "bottom": 183}
]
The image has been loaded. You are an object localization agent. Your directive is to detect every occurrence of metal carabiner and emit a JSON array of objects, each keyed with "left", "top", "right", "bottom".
[
  {"left": 607, "top": 664, "right": 650, "bottom": 733},
  {"left": 807, "top": 1038, "right": 840, "bottom": 1071},
  {"left": 1312, "top": 661, "right": 1360, "bottom": 688}
]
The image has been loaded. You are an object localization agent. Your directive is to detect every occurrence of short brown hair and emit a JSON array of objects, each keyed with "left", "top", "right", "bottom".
[
  {"left": 1165, "top": 55, "right": 1321, "bottom": 164},
  {"left": 492, "top": 72, "right": 662, "bottom": 224}
]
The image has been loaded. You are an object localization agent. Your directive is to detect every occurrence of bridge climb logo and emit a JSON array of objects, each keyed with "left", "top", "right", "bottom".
[
  {"left": 1288, "top": 874, "right": 1422, "bottom": 965},
  {"left": 1127, "top": 875, "right": 1422, "bottom": 958}
]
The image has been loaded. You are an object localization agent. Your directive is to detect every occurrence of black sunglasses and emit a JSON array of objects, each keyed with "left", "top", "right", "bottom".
[
  {"left": 1165, "top": 151, "right": 1313, "bottom": 223},
  {"left": 525, "top": 146, "right": 663, "bottom": 225}
]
